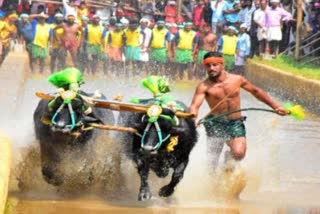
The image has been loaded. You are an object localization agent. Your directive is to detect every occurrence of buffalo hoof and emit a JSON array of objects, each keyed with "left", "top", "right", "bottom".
[
  {"left": 138, "top": 188, "right": 152, "bottom": 201},
  {"left": 159, "top": 185, "right": 174, "bottom": 197},
  {"left": 42, "top": 166, "right": 63, "bottom": 186}
]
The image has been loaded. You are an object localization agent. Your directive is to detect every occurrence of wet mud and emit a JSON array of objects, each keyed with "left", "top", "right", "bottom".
[{"left": 2, "top": 73, "right": 320, "bottom": 213}]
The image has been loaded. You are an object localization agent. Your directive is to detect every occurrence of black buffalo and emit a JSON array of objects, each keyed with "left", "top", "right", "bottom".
[
  {"left": 118, "top": 100, "right": 198, "bottom": 200},
  {"left": 33, "top": 91, "right": 115, "bottom": 186}
]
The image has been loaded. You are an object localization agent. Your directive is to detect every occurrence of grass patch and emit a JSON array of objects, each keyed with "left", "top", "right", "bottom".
[{"left": 250, "top": 55, "right": 320, "bottom": 81}]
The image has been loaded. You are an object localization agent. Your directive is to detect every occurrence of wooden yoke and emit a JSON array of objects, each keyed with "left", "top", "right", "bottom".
[{"left": 35, "top": 91, "right": 195, "bottom": 118}]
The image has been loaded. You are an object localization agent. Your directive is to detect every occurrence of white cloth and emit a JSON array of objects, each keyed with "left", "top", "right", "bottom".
[
  {"left": 236, "top": 33, "right": 251, "bottom": 66},
  {"left": 63, "top": 0, "right": 78, "bottom": 20},
  {"left": 254, "top": 8, "right": 267, "bottom": 41},
  {"left": 244, "top": 6, "right": 256, "bottom": 31},
  {"left": 253, "top": 8, "right": 266, "bottom": 27},
  {"left": 257, "top": 28, "right": 267, "bottom": 41},
  {"left": 238, "top": 8, "right": 247, "bottom": 24},
  {"left": 96, "top": 8, "right": 112, "bottom": 21},
  {"left": 30, "top": 3, "right": 46, "bottom": 14},
  {"left": 211, "top": 0, "right": 225, "bottom": 23},
  {"left": 235, "top": 50, "right": 246, "bottom": 66},
  {"left": 267, "top": 26, "right": 282, "bottom": 41},
  {"left": 139, "top": 27, "right": 152, "bottom": 62}
]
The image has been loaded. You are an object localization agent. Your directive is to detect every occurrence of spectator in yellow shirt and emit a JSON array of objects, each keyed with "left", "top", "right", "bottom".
[
  {"left": 83, "top": 15, "right": 107, "bottom": 74},
  {"left": 123, "top": 20, "right": 145, "bottom": 76},
  {"left": 50, "top": 13, "right": 65, "bottom": 73},
  {"left": 108, "top": 22, "right": 125, "bottom": 75},
  {"left": 77, "top": 1, "right": 88, "bottom": 26},
  {"left": 0, "top": 13, "right": 16, "bottom": 64},
  {"left": 217, "top": 26, "right": 238, "bottom": 71},
  {"left": 78, "top": 15, "right": 89, "bottom": 73},
  {"left": 29, "top": 13, "right": 52, "bottom": 73},
  {"left": 101, "top": 20, "right": 110, "bottom": 74}
]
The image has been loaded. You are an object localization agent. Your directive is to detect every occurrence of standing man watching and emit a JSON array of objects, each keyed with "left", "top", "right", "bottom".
[
  {"left": 189, "top": 51, "right": 288, "bottom": 170},
  {"left": 264, "top": 0, "right": 292, "bottom": 58},
  {"left": 139, "top": 18, "right": 152, "bottom": 70},
  {"left": 29, "top": 13, "right": 52, "bottom": 73},
  {"left": 17, "top": 13, "right": 32, "bottom": 69},
  {"left": 195, "top": 23, "right": 217, "bottom": 78},
  {"left": 253, "top": 0, "right": 267, "bottom": 59},
  {"left": 211, "top": 0, "right": 225, "bottom": 36},
  {"left": 217, "top": 26, "right": 238, "bottom": 71},
  {"left": 148, "top": 19, "right": 172, "bottom": 75},
  {"left": 0, "top": 13, "right": 17, "bottom": 64},
  {"left": 63, "top": 0, "right": 78, "bottom": 20},
  {"left": 108, "top": 22, "right": 125, "bottom": 75},
  {"left": 83, "top": 15, "right": 106, "bottom": 74},
  {"left": 123, "top": 19, "right": 145, "bottom": 76},
  {"left": 222, "top": 0, "right": 240, "bottom": 27},
  {"left": 50, "top": 13, "right": 65, "bottom": 73},
  {"left": 172, "top": 22, "right": 198, "bottom": 80},
  {"left": 54, "top": 14, "right": 83, "bottom": 67}
]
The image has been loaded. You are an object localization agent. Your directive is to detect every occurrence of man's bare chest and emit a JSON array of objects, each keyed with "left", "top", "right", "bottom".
[
  {"left": 206, "top": 82, "right": 240, "bottom": 100},
  {"left": 63, "top": 25, "right": 79, "bottom": 33}
]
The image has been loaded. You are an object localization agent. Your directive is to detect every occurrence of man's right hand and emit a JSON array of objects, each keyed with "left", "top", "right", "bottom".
[{"left": 275, "top": 106, "right": 289, "bottom": 116}]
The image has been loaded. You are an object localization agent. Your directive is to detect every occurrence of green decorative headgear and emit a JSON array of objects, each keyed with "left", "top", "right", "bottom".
[
  {"left": 136, "top": 76, "right": 182, "bottom": 110},
  {"left": 141, "top": 75, "right": 170, "bottom": 96},
  {"left": 48, "top": 67, "right": 84, "bottom": 90}
]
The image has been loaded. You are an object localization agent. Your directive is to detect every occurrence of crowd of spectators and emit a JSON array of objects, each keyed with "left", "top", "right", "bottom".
[{"left": 0, "top": 0, "right": 319, "bottom": 77}]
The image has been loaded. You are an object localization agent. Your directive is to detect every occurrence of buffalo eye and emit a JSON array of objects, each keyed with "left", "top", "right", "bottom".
[{"left": 171, "top": 126, "right": 185, "bottom": 135}]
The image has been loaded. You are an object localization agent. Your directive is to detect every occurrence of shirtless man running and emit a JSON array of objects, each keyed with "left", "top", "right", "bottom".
[
  {"left": 189, "top": 51, "right": 288, "bottom": 169},
  {"left": 54, "top": 14, "right": 83, "bottom": 66},
  {"left": 195, "top": 24, "right": 217, "bottom": 78}
]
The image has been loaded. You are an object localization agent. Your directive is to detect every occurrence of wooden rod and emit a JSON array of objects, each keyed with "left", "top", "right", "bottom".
[{"left": 295, "top": 0, "right": 303, "bottom": 60}]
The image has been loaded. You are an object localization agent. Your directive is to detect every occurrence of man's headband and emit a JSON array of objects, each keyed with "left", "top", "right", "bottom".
[{"left": 202, "top": 57, "right": 224, "bottom": 65}]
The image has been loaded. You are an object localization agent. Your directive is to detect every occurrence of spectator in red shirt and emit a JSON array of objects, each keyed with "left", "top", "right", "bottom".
[
  {"left": 193, "top": 0, "right": 205, "bottom": 28},
  {"left": 115, "top": 4, "right": 125, "bottom": 21},
  {"left": 165, "top": 1, "right": 177, "bottom": 23},
  {"left": 87, "top": 8, "right": 96, "bottom": 20},
  {"left": 124, "top": 2, "right": 136, "bottom": 20},
  {"left": 16, "top": 0, "right": 31, "bottom": 14}
]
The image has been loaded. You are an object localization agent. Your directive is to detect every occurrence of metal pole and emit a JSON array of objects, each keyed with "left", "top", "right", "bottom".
[
  {"left": 177, "top": 0, "right": 182, "bottom": 18},
  {"left": 295, "top": 0, "right": 303, "bottom": 60}
]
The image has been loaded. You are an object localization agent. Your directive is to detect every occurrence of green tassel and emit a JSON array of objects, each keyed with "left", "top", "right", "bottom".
[
  {"left": 141, "top": 76, "right": 171, "bottom": 96},
  {"left": 130, "top": 96, "right": 140, "bottom": 104},
  {"left": 284, "top": 102, "right": 305, "bottom": 120}
]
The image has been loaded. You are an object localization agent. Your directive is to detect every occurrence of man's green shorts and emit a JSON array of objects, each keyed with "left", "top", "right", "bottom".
[
  {"left": 223, "top": 54, "right": 235, "bottom": 71},
  {"left": 87, "top": 44, "right": 102, "bottom": 56},
  {"left": 197, "top": 49, "right": 208, "bottom": 64},
  {"left": 31, "top": 44, "right": 48, "bottom": 59},
  {"left": 150, "top": 48, "right": 167, "bottom": 63},
  {"left": 203, "top": 115, "right": 246, "bottom": 139},
  {"left": 125, "top": 46, "right": 141, "bottom": 61},
  {"left": 174, "top": 48, "right": 193, "bottom": 64}
]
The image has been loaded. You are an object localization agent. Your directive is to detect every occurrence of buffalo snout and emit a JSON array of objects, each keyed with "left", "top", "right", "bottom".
[
  {"left": 51, "top": 124, "right": 72, "bottom": 133},
  {"left": 140, "top": 146, "right": 158, "bottom": 155}
]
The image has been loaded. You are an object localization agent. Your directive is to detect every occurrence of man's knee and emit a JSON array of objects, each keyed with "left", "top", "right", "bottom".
[
  {"left": 232, "top": 148, "right": 246, "bottom": 160},
  {"left": 230, "top": 138, "right": 246, "bottom": 160}
]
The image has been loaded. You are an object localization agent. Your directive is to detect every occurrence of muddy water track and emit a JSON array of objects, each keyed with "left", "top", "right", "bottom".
[{"left": 2, "top": 72, "right": 320, "bottom": 213}]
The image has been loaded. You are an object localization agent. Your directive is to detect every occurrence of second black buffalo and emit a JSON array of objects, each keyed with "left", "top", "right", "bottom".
[{"left": 118, "top": 101, "right": 198, "bottom": 200}]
